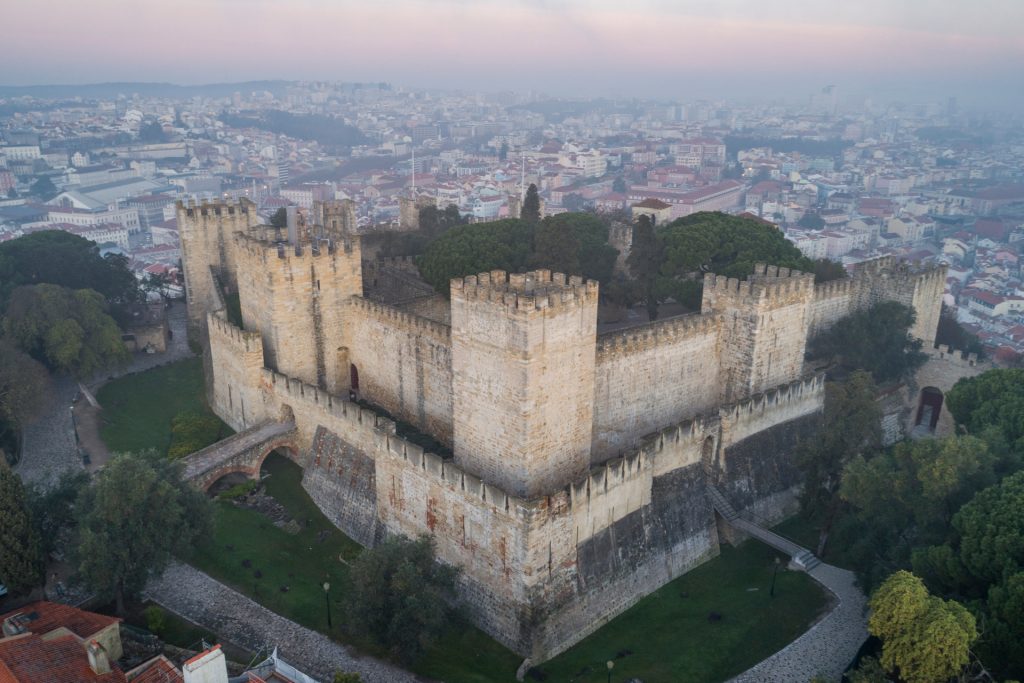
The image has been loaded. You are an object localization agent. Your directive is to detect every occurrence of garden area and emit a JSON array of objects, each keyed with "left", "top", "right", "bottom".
[
  {"left": 97, "top": 357, "right": 832, "bottom": 682},
  {"left": 96, "top": 357, "right": 232, "bottom": 457}
]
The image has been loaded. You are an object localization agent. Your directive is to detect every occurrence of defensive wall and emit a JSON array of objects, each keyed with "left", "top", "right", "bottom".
[
  {"left": 183, "top": 200, "right": 944, "bottom": 662},
  {"left": 593, "top": 314, "right": 720, "bottom": 459},
  {"left": 205, "top": 303, "right": 823, "bottom": 659},
  {"left": 177, "top": 198, "right": 261, "bottom": 336},
  {"left": 808, "top": 255, "right": 947, "bottom": 347}
]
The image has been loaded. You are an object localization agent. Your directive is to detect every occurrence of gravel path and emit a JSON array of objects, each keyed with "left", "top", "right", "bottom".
[
  {"left": 729, "top": 562, "right": 868, "bottom": 683},
  {"left": 144, "top": 562, "right": 422, "bottom": 683},
  {"left": 15, "top": 301, "right": 192, "bottom": 488}
]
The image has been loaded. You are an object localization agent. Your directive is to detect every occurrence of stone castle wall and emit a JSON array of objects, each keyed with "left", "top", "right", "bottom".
[
  {"left": 451, "top": 271, "right": 599, "bottom": 499},
  {"left": 177, "top": 199, "right": 261, "bottom": 336},
  {"left": 234, "top": 235, "right": 362, "bottom": 396},
  {"left": 592, "top": 314, "right": 720, "bottom": 460},
  {"left": 346, "top": 297, "right": 454, "bottom": 445},
  {"left": 187, "top": 199, "right": 948, "bottom": 665}
]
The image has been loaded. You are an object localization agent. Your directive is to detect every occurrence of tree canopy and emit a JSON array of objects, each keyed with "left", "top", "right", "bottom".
[
  {"left": 531, "top": 212, "right": 618, "bottom": 285},
  {"left": 521, "top": 183, "right": 541, "bottom": 224},
  {"left": 0, "top": 230, "right": 141, "bottom": 310},
  {"left": 797, "top": 371, "right": 881, "bottom": 555},
  {"left": 74, "top": 450, "right": 212, "bottom": 614},
  {"left": 809, "top": 301, "right": 927, "bottom": 383},
  {"left": 947, "top": 369, "right": 1024, "bottom": 449},
  {"left": 343, "top": 535, "right": 458, "bottom": 664},
  {"left": 0, "top": 459, "right": 44, "bottom": 594},
  {"left": 0, "top": 338, "right": 50, "bottom": 431},
  {"left": 416, "top": 219, "right": 535, "bottom": 295},
  {"left": 868, "top": 571, "right": 977, "bottom": 683},
  {"left": 4, "top": 284, "right": 129, "bottom": 377}
]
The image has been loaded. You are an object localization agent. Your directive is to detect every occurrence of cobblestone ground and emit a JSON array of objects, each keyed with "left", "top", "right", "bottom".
[
  {"left": 144, "top": 562, "right": 422, "bottom": 683},
  {"left": 729, "top": 563, "right": 868, "bottom": 683},
  {"left": 15, "top": 301, "right": 192, "bottom": 488}
]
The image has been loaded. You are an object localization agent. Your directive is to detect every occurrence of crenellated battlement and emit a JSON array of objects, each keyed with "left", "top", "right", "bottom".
[
  {"left": 814, "top": 276, "right": 858, "bottom": 300},
  {"left": 207, "top": 311, "right": 262, "bottom": 353},
  {"left": 568, "top": 448, "right": 652, "bottom": 510},
  {"left": 259, "top": 368, "right": 398, "bottom": 435},
  {"left": 930, "top": 344, "right": 981, "bottom": 367},
  {"left": 350, "top": 296, "right": 451, "bottom": 342},
  {"left": 596, "top": 313, "right": 719, "bottom": 359},
  {"left": 451, "top": 269, "right": 599, "bottom": 314},
  {"left": 376, "top": 428, "right": 526, "bottom": 516},
  {"left": 702, "top": 266, "right": 815, "bottom": 311},
  {"left": 177, "top": 197, "right": 256, "bottom": 221},
  {"left": 719, "top": 373, "right": 825, "bottom": 445},
  {"left": 235, "top": 231, "right": 357, "bottom": 261}
]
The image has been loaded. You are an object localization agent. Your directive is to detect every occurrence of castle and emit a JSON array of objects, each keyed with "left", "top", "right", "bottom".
[{"left": 177, "top": 198, "right": 946, "bottom": 661}]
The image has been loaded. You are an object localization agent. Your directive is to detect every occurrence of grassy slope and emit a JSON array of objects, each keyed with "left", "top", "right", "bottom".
[{"left": 97, "top": 357, "right": 230, "bottom": 455}]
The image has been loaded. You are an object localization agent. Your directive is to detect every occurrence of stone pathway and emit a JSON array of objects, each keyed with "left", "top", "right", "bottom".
[
  {"left": 144, "top": 562, "right": 422, "bottom": 683},
  {"left": 15, "top": 301, "right": 192, "bottom": 488},
  {"left": 729, "top": 562, "right": 868, "bottom": 683}
]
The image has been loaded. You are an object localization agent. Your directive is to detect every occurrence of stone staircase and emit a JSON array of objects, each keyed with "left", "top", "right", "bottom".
[{"left": 706, "top": 484, "right": 821, "bottom": 571}]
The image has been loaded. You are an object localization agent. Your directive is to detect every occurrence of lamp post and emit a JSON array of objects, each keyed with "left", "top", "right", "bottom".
[
  {"left": 323, "top": 582, "right": 332, "bottom": 629},
  {"left": 606, "top": 660, "right": 614, "bottom": 683},
  {"left": 770, "top": 556, "right": 781, "bottom": 598}
]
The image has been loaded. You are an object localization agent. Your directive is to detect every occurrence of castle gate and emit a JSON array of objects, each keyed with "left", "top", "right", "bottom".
[{"left": 182, "top": 420, "right": 299, "bottom": 491}]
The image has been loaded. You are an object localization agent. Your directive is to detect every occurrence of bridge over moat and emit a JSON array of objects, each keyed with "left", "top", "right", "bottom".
[{"left": 182, "top": 420, "right": 299, "bottom": 490}]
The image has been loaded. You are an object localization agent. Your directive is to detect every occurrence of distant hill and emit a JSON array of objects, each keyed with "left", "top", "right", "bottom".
[{"left": 0, "top": 81, "right": 293, "bottom": 100}]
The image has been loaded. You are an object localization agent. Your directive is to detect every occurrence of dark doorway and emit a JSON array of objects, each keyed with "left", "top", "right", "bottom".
[
  {"left": 915, "top": 386, "right": 944, "bottom": 432},
  {"left": 349, "top": 363, "right": 360, "bottom": 392}
]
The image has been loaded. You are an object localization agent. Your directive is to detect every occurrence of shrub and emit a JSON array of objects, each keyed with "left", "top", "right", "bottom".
[{"left": 143, "top": 605, "right": 167, "bottom": 636}]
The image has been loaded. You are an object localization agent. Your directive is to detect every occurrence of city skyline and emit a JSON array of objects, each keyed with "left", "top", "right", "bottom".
[{"left": 4, "top": 0, "right": 1023, "bottom": 106}]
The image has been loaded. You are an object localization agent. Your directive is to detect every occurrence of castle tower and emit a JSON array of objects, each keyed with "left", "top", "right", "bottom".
[
  {"left": 314, "top": 199, "right": 358, "bottom": 238},
  {"left": 234, "top": 234, "right": 362, "bottom": 394},
  {"left": 702, "top": 265, "right": 816, "bottom": 402},
  {"left": 451, "top": 270, "right": 599, "bottom": 498},
  {"left": 177, "top": 198, "right": 261, "bottom": 336}
]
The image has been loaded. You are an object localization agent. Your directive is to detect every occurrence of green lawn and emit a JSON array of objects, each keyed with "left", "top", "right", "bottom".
[
  {"left": 535, "top": 543, "right": 829, "bottom": 682},
  {"left": 97, "top": 357, "right": 231, "bottom": 456}
]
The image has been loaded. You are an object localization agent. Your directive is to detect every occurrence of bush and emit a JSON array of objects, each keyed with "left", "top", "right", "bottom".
[
  {"left": 167, "top": 410, "right": 225, "bottom": 459},
  {"left": 217, "top": 480, "right": 257, "bottom": 501},
  {"left": 143, "top": 605, "right": 167, "bottom": 636},
  {"left": 344, "top": 535, "right": 458, "bottom": 664}
]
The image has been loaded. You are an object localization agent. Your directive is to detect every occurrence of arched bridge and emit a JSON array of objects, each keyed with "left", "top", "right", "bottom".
[{"left": 182, "top": 420, "right": 299, "bottom": 491}]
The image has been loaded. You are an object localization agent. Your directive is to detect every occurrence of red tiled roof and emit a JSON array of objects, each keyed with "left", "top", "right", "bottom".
[
  {"left": 126, "top": 656, "right": 183, "bottom": 683},
  {"left": 0, "top": 602, "right": 120, "bottom": 641},
  {"left": 0, "top": 633, "right": 126, "bottom": 683}
]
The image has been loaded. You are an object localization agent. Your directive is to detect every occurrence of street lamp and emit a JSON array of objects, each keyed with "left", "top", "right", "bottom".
[
  {"left": 606, "top": 660, "right": 614, "bottom": 683},
  {"left": 323, "top": 582, "right": 332, "bottom": 629},
  {"left": 770, "top": 556, "right": 781, "bottom": 598}
]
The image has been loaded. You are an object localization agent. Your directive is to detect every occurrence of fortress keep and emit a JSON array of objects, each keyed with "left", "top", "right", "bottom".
[{"left": 178, "top": 198, "right": 946, "bottom": 661}]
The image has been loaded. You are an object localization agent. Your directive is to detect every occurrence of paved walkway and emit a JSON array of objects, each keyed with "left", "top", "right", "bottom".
[
  {"left": 144, "top": 563, "right": 422, "bottom": 683},
  {"left": 729, "top": 562, "right": 868, "bottom": 683},
  {"left": 15, "top": 302, "right": 192, "bottom": 488}
]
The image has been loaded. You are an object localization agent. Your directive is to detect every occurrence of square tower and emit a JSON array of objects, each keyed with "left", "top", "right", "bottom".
[{"left": 451, "top": 270, "right": 599, "bottom": 498}]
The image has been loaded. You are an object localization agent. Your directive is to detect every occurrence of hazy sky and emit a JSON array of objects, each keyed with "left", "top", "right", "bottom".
[{"left": 5, "top": 0, "right": 1023, "bottom": 104}]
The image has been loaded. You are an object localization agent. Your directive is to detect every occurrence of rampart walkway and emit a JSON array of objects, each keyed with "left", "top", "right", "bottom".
[
  {"left": 144, "top": 562, "right": 420, "bottom": 683},
  {"left": 708, "top": 486, "right": 868, "bottom": 682},
  {"left": 181, "top": 420, "right": 298, "bottom": 490}
]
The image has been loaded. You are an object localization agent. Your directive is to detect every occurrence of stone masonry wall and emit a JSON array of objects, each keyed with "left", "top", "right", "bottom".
[
  {"left": 451, "top": 270, "right": 599, "bottom": 499},
  {"left": 302, "top": 426, "right": 381, "bottom": 547},
  {"left": 592, "top": 314, "right": 721, "bottom": 460},
  {"left": 346, "top": 297, "right": 454, "bottom": 445},
  {"left": 177, "top": 198, "right": 260, "bottom": 336},
  {"left": 235, "top": 235, "right": 362, "bottom": 395}
]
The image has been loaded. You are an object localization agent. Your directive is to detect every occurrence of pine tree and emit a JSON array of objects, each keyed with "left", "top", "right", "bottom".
[
  {"left": 627, "top": 214, "right": 664, "bottom": 320},
  {"left": 521, "top": 183, "right": 541, "bottom": 224},
  {"left": 0, "top": 459, "right": 43, "bottom": 594}
]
